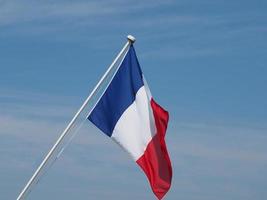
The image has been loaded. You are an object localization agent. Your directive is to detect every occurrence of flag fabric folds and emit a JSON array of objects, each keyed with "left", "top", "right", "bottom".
[{"left": 88, "top": 45, "right": 172, "bottom": 199}]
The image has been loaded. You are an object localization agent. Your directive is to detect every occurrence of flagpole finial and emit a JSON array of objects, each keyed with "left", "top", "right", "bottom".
[{"left": 127, "top": 35, "right": 136, "bottom": 44}]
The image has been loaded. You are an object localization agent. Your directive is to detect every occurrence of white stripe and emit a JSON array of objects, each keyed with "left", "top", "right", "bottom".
[
  {"left": 142, "top": 75, "right": 152, "bottom": 100},
  {"left": 111, "top": 86, "right": 156, "bottom": 161}
]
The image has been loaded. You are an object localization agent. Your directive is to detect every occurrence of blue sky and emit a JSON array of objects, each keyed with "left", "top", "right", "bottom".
[{"left": 0, "top": 0, "right": 267, "bottom": 199}]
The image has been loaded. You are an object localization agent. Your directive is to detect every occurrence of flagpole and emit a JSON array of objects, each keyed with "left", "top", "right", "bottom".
[{"left": 16, "top": 35, "right": 136, "bottom": 200}]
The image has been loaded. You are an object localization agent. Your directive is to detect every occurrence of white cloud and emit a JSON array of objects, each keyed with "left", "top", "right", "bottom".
[
  {"left": 168, "top": 121, "right": 267, "bottom": 173},
  {"left": 1, "top": 89, "right": 267, "bottom": 199},
  {"left": 0, "top": 0, "right": 175, "bottom": 26}
]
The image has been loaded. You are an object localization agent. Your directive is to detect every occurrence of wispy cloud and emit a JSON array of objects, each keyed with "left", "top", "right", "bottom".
[
  {"left": 1, "top": 89, "right": 267, "bottom": 199},
  {"left": 0, "top": 0, "right": 174, "bottom": 26},
  {"left": 1, "top": 89, "right": 266, "bottom": 164},
  {"left": 171, "top": 121, "right": 267, "bottom": 160},
  {"left": 0, "top": 1, "right": 110, "bottom": 26}
]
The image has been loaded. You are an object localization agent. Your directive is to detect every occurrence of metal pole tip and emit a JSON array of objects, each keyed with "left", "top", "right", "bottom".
[{"left": 127, "top": 35, "right": 136, "bottom": 43}]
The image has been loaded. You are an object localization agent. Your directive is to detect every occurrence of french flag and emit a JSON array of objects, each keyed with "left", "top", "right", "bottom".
[{"left": 88, "top": 45, "right": 172, "bottom": 199}]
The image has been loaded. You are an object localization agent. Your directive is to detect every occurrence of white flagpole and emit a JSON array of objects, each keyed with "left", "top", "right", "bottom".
[{"left": 17, "top": 35, "right": 136, "bottom": 200}]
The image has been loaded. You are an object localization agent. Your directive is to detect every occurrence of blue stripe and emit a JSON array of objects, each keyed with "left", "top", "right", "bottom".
[{"left": 88, "top": 45, "right": 144, "bottom": 137}]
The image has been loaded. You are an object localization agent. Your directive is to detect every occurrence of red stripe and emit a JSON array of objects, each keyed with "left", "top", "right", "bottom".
[{"left": 136, "top": 98, "right": 172, "bottom": 199}]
